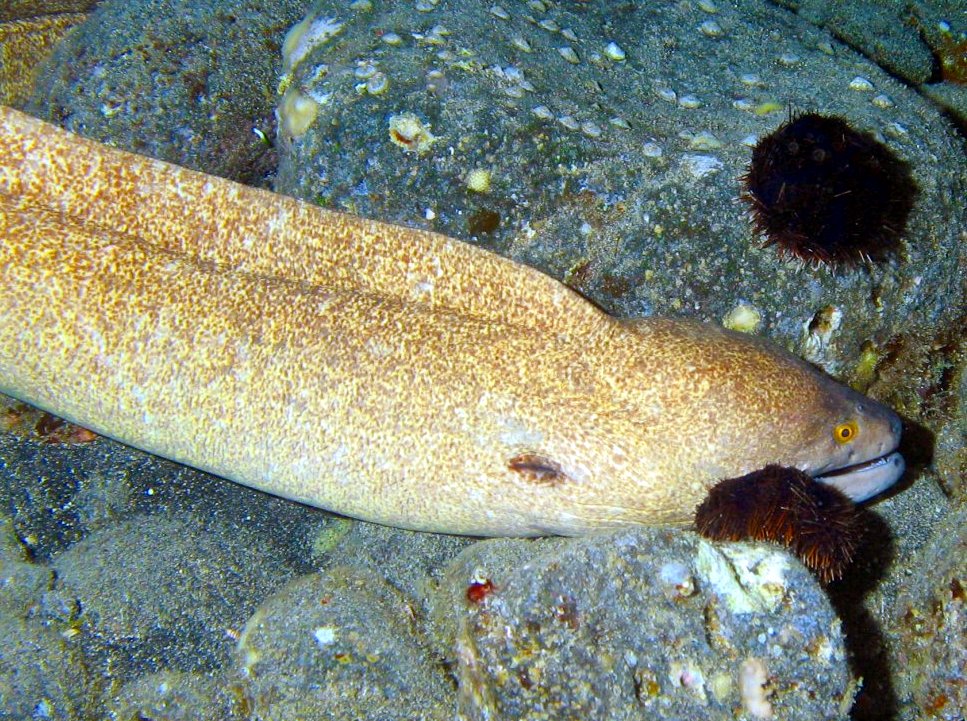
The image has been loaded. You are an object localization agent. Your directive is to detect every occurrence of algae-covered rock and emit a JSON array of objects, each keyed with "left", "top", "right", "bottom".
[
  {"left": 0, "top": 516, "right": 53, "bottom": 616},
  {"left": 888, "top": 501, "right": 967, "bottom": 721},
  {"left": 0, "top": 614, "right": 90, "bottom": 720},
  {"left": 46, "top": 513, "right": 295, "bottom": 678},
  {"left": 233, "top": 567, "right": 454, "bottom": 720},
  {"left": 26, "top": 0, "right": 309, "bottom": 186},
  {"left": 769, "top": 0, "right": 934, "bottom": 84},
  {"left": 275, "top": 0, "right": 964, "bottom": 379},
  {"left": 109, "top": 670, "right": 248, "bottom": 721},
  {"left": 446, "top": 529, "right": 853, "bottom": 721}
]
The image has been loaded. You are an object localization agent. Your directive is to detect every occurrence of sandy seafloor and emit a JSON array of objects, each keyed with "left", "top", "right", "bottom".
[{"left": 0, "top": 1, "right": 964, "bottom": 720}]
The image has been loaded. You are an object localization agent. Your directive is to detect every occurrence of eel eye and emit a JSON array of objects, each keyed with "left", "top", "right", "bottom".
[{"left": 833, "top": 421, "right": 859, "bottom": 444}]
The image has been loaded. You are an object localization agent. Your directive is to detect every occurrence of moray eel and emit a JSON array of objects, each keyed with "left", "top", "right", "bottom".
[{"left": 0, "top": 107, "right": 904, "bottom": 535}]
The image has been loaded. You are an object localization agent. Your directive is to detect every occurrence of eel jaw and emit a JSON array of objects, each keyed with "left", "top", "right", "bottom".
[{"left": 813, "top": 451, "right": 905, "bottom": 503}]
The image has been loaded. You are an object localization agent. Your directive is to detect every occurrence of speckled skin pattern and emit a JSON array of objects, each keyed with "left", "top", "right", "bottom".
[{"left": 0, "top": 107, "right": 900, "bottom": 535}]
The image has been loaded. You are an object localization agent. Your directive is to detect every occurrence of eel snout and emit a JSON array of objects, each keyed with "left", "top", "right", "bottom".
[{"left": 813, "top": 409, "right": 904, "bottom": 502}]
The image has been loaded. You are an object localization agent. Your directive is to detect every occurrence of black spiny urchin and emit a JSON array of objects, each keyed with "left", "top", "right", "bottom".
[{"left": 742, "top": 112, "right": 917, "bottom": 266}]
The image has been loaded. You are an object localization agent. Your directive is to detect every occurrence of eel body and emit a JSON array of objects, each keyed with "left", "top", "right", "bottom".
[{"left": 0, "top": 107, "right": 904, "bottom": 535}]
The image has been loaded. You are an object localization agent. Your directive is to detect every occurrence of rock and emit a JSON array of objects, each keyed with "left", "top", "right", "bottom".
[
  {"left": 771, "top": 0, "right": 934, "bottom": 84},
  {"left": 46, "top": 513, "right": 296, "bottom": 678},
  {"left": 109, "top": 670, "right": 248, "bottom": 721},
  {"left": 446, "top": 529, "right": 854, "bottom": 720},
  {"left": 233, "top": 567, "right": 455, "bottom": 720},
  {"left": 0, "top": 614, "right": 91, "bottom": 720},
  {"left": 312, "top": 517, "right": 474, "bottom": 622},
  {"left": 274, "top": 0, "right": 964, "bottom": 381},
  {"left": 0, "top": 516, "right": 53, "bottom": 616},
  {"left": 27, "top": 0, "right": 310, "bottom": 186},
  {"left": 887, "top": 500, "right": 967, "bottom": 721}
]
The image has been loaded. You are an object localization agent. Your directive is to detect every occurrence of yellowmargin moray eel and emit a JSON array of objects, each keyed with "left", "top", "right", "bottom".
[{"left": 0, "top": 106, "right": 904, "bottom": 536}]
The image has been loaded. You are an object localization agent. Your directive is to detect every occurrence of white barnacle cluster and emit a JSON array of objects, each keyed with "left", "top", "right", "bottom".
[{"left": 277, "top": 14, "right": 345, "bottom": 138}]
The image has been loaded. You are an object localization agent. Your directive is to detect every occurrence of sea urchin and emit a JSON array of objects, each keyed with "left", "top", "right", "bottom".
[
  {"left": 694, "top": 464, "right": 864, "bottom": 583},
  {"left": 742, "top": 112, "right": 916, "bottom": 266}
]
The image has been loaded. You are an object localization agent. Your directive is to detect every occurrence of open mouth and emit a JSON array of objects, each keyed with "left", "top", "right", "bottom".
[{"left": 813, "top": 451, "right": 905, "bottom": 502}]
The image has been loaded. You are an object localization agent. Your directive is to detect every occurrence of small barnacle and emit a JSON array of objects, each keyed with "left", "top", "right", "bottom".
[
  {"left": 558, "top": 46, "right": 580, "bottom": 64},
  {"left": 465, "top": 168, "right": 492, "bottom": 193},
  {"left": 490, "top": 4, "right": 510, "bottom": 20},
  {"left": 658, "top": 561, "right": 696, "bottom": 600},
  {"left": 282, "top": 15, "right": 344, "bottom": 73},
  {"left": 510, "top": 36, "right": 532, "bottom": 53},
  {"left": 279, "top": 88, "right": 319, "bottom": 137},
  {"left": 848, "top": 76, "right": 874, "bottom": 92},
  {"left": 722, "top": 303, "right": 762, "bottom": 333},
  {"left": 531, "top": 105, "right": 554, "bottom": 120},
  {"left": 699, "top": 20, "right": 724, "bottom": 38},
  {"left": 872, "top": 94, "right": 895, "bottom": 108},
  {"left": 604, "top": 41, "right": 626, "bottom": 61},
  {"left": 388, "top": 112, "right": 437, "bottom": 153},
  {"left": 365, "top": 73, "right": 389, "bottom": 95},
  {"left": 558, "top": 115, "right": 581, "bottom": 131},
  {"left": 688, "top": 131, "right": 722, "bottom": 150}
]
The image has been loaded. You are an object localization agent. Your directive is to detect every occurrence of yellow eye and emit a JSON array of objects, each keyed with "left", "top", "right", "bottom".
[{"left": 833, "top": 421, "right": 859, "bottom": 444}]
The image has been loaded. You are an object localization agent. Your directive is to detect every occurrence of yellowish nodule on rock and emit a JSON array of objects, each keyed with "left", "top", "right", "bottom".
[
  {"left": 850, "top": 340, "right": 881, "bottom": 392},
  {"left": 754, "top": 101, "right": 783, "bottom": 116},
  {"left": 722, "top": 303, "right": 762, "bottom": 333},
  {"left": 465, "top": 168, "right": 491, "bottom": 193},
  {"left": 279, "top": 88, "right": 319, "bottom": 138},
  {"left": 388, "top": 112, "right": 437, "bottom": 154},
  {"left": 710, "top": 672, "right": 732, "bottom": 703},
  {"left": 310, "top": 517, "right": 354, "bottom": 560}
]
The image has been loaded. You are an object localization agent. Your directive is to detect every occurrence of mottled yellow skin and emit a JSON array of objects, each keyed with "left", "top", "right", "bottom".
[
  {"left": 0, "top": 107, "right": 901, "bottom": 535},
  {"left": 0, "top": 14, "right": 87, "bottom": 106}
]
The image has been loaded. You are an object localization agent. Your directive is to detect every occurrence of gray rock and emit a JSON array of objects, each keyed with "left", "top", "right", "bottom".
[
  {"left": 275, "top": 0, "right": 964, "bottom": 379},
  {"left": 885, "top": 499, "right": 967, "bottom": 721},
  {"left": 922, "top": 82, "right": 967, "bottom": 130},
  {"left": 47, "top": 513, "right": 296, "bottom": 678},
  {"left": 312, "top": 516, "right": 474, "bottom": 622},
  {"left": 771, "top": 0, "right": 934, "bottom": 83},
  {"left": 0, "top": 614, "right": 90, "bottom": 721},
  {"left": 26, "top": 0, "right": 310, "bottom": 186},
  {"left": 109, "top": 670, "right": 247, "bottom": 721},
  {"left": 0, "top": 516, "right": 53, "bottom": 616},
  {"left": 232, "top": 567, "right": 455, "bottom": 720},
  {"left": 447, "top": 529, "right": 853, "bottom": 721}
]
